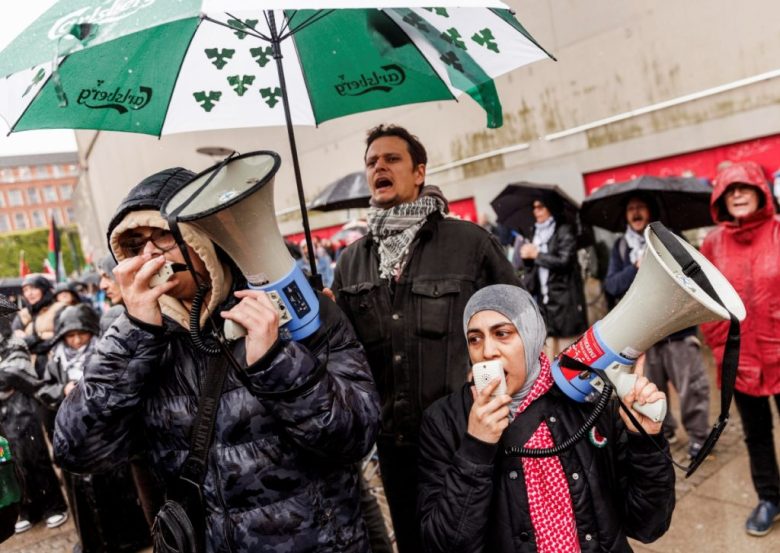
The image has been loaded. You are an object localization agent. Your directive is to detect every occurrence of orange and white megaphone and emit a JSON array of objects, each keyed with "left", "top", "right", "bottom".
[{"left": 551, "top": 222, "right": 745, "bottom": 422}]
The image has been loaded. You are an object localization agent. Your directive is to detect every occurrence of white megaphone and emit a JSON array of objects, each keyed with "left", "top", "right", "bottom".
[
  {"left": 161, "top": 151, "right": 321, "bottom": 341},
  {"left": 551, "top": 223, "right": 746, "bottom": 422}
]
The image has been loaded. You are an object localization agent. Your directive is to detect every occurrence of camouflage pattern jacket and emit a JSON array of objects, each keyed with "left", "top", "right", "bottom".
[{"left": 53, "top": 295, "right": 381, "bottom": 552}]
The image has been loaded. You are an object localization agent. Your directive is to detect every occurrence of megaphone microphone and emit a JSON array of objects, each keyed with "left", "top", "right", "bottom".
[
  {"left": 161, "top": 151, "right": 321, "bottom": 341},
  {"left": 552, "top": 223, "right": 746, "bottom": 422}
]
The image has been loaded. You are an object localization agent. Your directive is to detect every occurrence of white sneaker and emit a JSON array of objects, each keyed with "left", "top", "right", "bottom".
[
  {"left": 14, "top": 519, "right": 32, "bottom": 533},
  {"left": 45, "top": 512, "right": 68, "bottom": 529}
]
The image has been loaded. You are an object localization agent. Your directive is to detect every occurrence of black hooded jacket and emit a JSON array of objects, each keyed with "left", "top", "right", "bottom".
[
  {"left": 54, "top": 168, "right": 381, "bottom": 552},
  {"left": 419, "top": 384, "right": 675, "bottom": 553}
]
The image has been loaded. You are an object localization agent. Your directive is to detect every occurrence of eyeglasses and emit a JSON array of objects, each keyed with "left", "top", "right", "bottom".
[{"left": 118, "top": 228, "right": 176, "bottom": 257}]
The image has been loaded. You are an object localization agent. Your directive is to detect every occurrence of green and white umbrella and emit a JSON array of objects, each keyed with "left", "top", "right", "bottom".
[
  {"left": 0, "top": 0, "right": 552, "bottom": 277},
  {"left": 0, "top": 1, "right": 551, "bottom": 134}
]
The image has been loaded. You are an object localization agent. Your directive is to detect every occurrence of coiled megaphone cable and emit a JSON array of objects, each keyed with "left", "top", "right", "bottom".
[{"left": 504, "top": 357, "right": 613, "bottom": 458}]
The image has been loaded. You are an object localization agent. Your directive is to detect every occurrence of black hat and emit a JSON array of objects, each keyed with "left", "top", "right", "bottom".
[
  {"left": 55, "top": 304, "right": 100, "bottom": 342},
  {"left": 22, "top": 274, "right": 52, "bottom": 292},
  {"left": 106, "top": 167, "right": 196, "bottom": 245},
  {"left": 54, "top": 282, "right": 77, "bottom": 295}
]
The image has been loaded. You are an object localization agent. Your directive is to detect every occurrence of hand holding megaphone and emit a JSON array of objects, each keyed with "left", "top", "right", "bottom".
[{"left": 603, "top": 362, "right": 667, "bottom": 424}]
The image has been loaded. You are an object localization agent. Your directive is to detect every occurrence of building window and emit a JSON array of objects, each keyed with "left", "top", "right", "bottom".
[
  {"left": 0, "top": 193, "right": 5, "bottom": 207},
  {"left": 42, "top": 186, "right": 58, "bottom": 202},
  {"left": 59, "top": 184, "right": 73, "bottom": 200},
  {"left": 34, "top": 166, "right": 49, "bottom": 179},
  {"left": 7, "top": 189, "right": 23, "bottom": 206},
  {"left": 66, "top": 164, "right": 79, "bottom": 176},
  {"left": 0, "top": 215, "right": 9, "bottom": 232},
  {"left": 65, "top": 207, "right": 75, "bottom": 223},
  {"left": 14, "top": 213, "right": 27, "bottom": 230},
  {"left": 17, "top": 166, "right": 32, "bottom": 181},
  {"left": 27, "top": 187, "right": 40, "bottom": 204},
  {"left": 0, "top": 169, "right": 14, "bottom": 183},
  {"left": 31, "top": 210, "right": 46, "bottom": 228}
]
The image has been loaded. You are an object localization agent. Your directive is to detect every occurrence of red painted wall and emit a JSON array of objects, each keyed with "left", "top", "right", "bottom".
[{"left": 584, "top": 134, "right": 780, "bottom": 195}]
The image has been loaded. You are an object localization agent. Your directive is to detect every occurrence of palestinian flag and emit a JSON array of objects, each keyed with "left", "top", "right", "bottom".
[{"left": 47, "top": 213, "right": 64, "bottom": 282}]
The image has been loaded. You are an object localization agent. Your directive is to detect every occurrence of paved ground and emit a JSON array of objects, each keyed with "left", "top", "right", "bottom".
[{"left": 4, "top": 350, "right": 780, "bottom": 552}]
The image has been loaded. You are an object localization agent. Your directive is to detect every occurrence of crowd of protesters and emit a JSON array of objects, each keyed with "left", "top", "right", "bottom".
[{"left": 0, "top": 125, "right": 777, "bottom": 552}]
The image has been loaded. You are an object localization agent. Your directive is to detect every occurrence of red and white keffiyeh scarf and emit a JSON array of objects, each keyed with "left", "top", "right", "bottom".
[{"left": 517, "top": 353, "right": 580, "bottom": 553}]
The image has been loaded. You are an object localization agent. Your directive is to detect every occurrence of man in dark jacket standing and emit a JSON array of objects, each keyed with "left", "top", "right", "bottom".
[
  {"left": 604, "top": 193, "right": 710, "bottom": 459},
  {"left": 332, "top": 125, "right": 520, "bottom": 552},
  {"left": 54, "top": 168, "right": 381, "bottom": 552}
]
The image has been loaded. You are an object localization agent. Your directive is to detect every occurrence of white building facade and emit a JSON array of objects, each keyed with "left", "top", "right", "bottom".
[{"left": 68, "top": 0, "right": 780, "bottom": 258}]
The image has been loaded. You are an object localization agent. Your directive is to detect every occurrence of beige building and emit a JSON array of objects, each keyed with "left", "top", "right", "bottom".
[
  {"left": 0, "top": 152, "right": 79, "bottom": 233},
  {"left": 69, "top": 0, "right": 780, "bottom": 259}
]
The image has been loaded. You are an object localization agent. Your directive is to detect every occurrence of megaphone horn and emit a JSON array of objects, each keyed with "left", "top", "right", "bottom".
[
  {"left": 161, "top": 151, "right": 321, "bottom": 341},
  {"left": 552, "top": 222, "right": 746, "bottom": 422}
]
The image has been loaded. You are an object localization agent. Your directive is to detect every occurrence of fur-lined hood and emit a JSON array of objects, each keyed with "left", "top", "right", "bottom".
[{"left": 109, "top": 209, "right": 233, "bottom": 329}]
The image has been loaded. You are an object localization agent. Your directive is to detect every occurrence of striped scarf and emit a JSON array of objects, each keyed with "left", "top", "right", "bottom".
[
  {"left": 517, "top": 353, "right": 580, "bottom": 552},
  {"left": 367, "top": 191, "right": 446, "bottom": 280}
]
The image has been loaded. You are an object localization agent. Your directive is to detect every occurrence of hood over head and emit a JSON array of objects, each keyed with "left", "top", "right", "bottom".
[
  {"left": 55, "top": 304, "right": 100, "bottom": 342},
  {"left": 463, "top": 284, "right": 547, "bottom": 399},
  {"left": 96, "top": 255, "right": 117, "bottom": 280},
  {"left": 710, "top": 161, "right": 775, "bottom": 224},
  {"left": 21, "top": 274, "right": 55, "bottom": 313},
  {"left": 107, "top": 168, "right": 233, "bottom": 329}
]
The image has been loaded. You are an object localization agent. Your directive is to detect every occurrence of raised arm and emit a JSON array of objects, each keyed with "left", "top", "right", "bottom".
[{"left": 237, "top": 294, "right": 380, "bottom": 464}]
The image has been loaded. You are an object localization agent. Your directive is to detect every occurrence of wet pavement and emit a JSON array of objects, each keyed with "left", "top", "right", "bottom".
[{"left": 3, "top": 352, "right": 780, "bottom": 552}]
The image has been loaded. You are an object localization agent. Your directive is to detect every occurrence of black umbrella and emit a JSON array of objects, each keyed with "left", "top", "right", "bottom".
[
  {"left": 308, "top": 171, "right": 371, "bottom": 212},
  {"left": 0, "top": 293, "right": 18, "bottom": 318},
  {"left": 491, "top": 182, "right": 581, "bottom": 238},
  {"left": 580, "top": 176, "right": 714, "bottom": 232}
]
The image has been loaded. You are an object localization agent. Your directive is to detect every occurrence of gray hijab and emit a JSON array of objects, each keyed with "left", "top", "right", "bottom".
[{"left": 463, "top": 285, "right": 547, "bottom": 412}]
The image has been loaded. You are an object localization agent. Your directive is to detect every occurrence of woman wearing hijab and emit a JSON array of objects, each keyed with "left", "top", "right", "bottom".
[
  {"left": 700, "top": 161, "right": 780, "bottom": 536},
  {"left": 418, "top": 285, "right": 675, "bottom": 552},
  {"left": 516, "top": 194, "right": 587, "bottom": 356}
]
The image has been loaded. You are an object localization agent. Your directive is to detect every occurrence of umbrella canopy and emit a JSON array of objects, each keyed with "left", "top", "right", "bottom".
[
  {"left": 491, "top": 182, "right": 580, "bottom": 238},
  {"left": 0, "top": 1, "right": 552, "bottom": 134},
  {"left": 309, "top": 171, "right": 370, "bottom": 212},
  {"left": 0, "top": 293, "right": 19, "bottom": 318},
  {"left": 0, "top": 0, "right": 551, "bottom": 281},
  {"left": 580, "top": 175, "right": 714, "bottom": 233}
]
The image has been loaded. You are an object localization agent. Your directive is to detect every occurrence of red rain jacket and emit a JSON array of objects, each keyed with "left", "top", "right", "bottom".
[{"left": 700, "top": 161, "right": 780, "bottom": 396}]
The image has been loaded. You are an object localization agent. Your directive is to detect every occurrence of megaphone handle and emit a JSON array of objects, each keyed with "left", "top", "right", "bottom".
[
  {"left": 224, "top": 319, "right": 248, "bottom": 341},
  {"left": 610, "top": 371, "right": 668, "bottom": 423}
]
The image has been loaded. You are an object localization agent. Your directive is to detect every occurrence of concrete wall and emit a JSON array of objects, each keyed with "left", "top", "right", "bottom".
[{"left": 72, "top": 0, "right": 780, "bottom": 258}]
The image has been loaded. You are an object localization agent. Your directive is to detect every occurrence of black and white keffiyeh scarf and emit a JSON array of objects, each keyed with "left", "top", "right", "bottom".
[
  {"left": 367, "top": 186, "right": 448, "bottom": 280},
  {"left": 52, "top": 337, "right": 97, "bottom": 383}
]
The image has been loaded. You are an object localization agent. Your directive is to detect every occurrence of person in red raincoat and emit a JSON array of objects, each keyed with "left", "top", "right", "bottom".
[{"left": 700, "top": 160, "right": 780, "bottom": 537}]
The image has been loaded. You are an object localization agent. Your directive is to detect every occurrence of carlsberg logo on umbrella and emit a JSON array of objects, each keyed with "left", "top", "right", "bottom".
[
  {"left": 77, "top": 81, "right": 152, "bottom": 113},
  {"left": 48, "top": 0, "right": 158, "bottom": 39},
  {"left": 334, "top": 64, "right": 406, "bottom": 97}
]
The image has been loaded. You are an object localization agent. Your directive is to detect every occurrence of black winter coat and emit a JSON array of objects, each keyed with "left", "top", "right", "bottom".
[
  {"left": 54, "top": 294, "right": 381, "bottom": 553},
  {"left": 419, "top": 384, "right": 675, "bottom": 553},
  {"left": 522, "top": 223, "right": 587, "bottom": 337},
  {"left": 333, "top": 213, "right": 520, "bottom": 446}
]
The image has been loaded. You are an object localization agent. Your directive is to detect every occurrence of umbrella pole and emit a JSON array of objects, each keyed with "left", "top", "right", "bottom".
[{"left": 268, "top": 10, "right": 322, "bottom": 290}]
